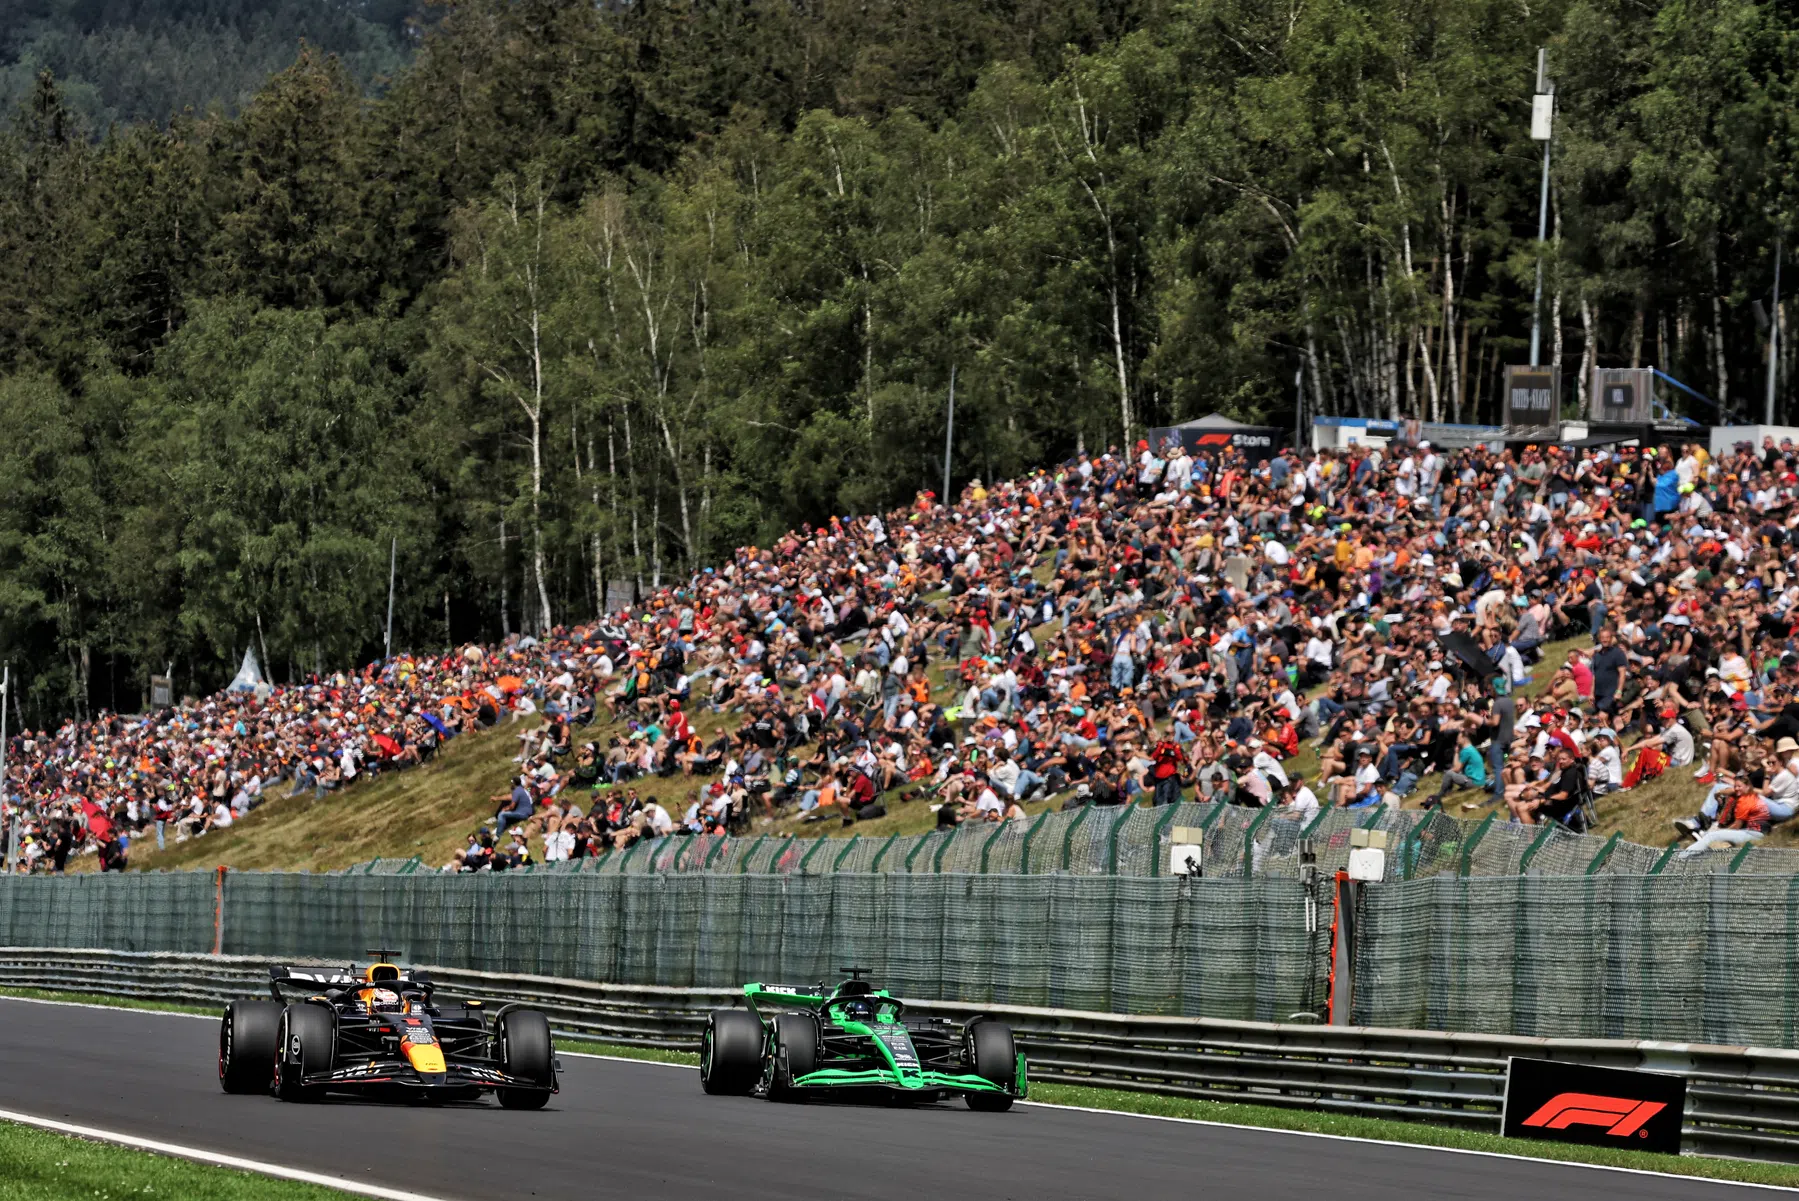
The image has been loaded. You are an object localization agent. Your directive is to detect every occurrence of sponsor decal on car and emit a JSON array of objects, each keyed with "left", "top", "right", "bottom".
[{"left": 872, "top": 1027, "right": 919, "bottom": 1070}]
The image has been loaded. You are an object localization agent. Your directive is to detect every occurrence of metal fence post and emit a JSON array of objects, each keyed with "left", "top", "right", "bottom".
[
  {"left": 831, "top": 835, "right": 861, "bottom": 871},
  {"left": 903, "top": 833, "right": 933, "bottom": 873},
  {"left": 979, "top": 822, "right": 1007, "bottom": 873},
  {"left": 1585, "top": 831, "right": 1621, "bottom": 875},
  {"left": 1061, "top": 802, "right": 1095, "bottom": 870},
  {"left": 795, "top": 837, "right": 827, "bottom": 874},
  {"left": 1240, "top": 804, "right": 1277, "bottom": 878},
  {"left": 737, "top": 834, "right": 768, "bottom": 873},
  {"left": 1328, "top": 870, "right": 1359, "bottom": 1025},
  {"left": 1459, "top": 811, "right": 1496, "bottom": 877},
  {"left": 1103, "top": 804, "right": 1139, "bottom": 874},
  {"left": 212, "top": 866, "right": 227, "bottom": 956},
  {"left": 870, "top": 833, "right": 902, "bottom": 872},
  {"left": 1518, "top": 822, "right": 1557, "bottom": 873},
  {"left": 1018, "top": 810, "right": 1054, "bottom": 874}
]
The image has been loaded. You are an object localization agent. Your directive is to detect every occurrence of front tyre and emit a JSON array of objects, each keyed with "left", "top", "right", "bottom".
[
  {"left": 700, "top": 1009, "right": 765, "bottom": 1096},
  {"left": 965, "top": 1021, "right": 1016, "bottom": 1112},
  {"left": 766, "top": 1012, "right": 819, "bottom": 1102},
  {"left": 219, "top": 1000, "right": 283, "bottom": 1095},
  {"left": 496, "top": 1009, "right": 554, "bottom": 1110},
  {"left": 275, "top": 1003, "right": 336, "bottom": 1102}
]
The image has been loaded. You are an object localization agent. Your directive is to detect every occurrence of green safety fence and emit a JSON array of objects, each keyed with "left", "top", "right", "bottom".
[
  {"left": 0, "top": 870, "right": 1326, "bottom": 1022},
  {"left": 8, "top": 866, "right": 1799, "bottom": 1042},
  {"left": 1349, "top": 872, "right": 1799, "bottom": 1046},
  {"left": 0, "top": 871, "right": 216, "bottom": 953},
  {"left": 215, "top": 871, "right": 1327, "bottom": 1021},
  {"left": 345, "top": 801, "right": 1799, "bottom": 881}
]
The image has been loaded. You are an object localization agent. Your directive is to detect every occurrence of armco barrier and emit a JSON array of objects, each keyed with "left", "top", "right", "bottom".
[{"left": 5, "top": 948, "right": 1799, "bottom": 1164}]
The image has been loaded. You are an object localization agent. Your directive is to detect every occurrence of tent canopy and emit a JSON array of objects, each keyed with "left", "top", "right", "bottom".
[
  {"left": 1166, "top": 413, "right": 1264, "bottom": 430},
  {"left": 226, "top": 646, "right": 266, "bottom": 693}
]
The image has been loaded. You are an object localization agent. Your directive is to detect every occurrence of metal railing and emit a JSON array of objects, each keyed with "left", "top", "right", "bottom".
[{"left": 4, "top": 946, "right": 1799, "bottom": 1164}]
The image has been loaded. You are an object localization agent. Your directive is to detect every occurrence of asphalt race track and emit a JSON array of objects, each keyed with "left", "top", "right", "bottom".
[{"left": 0, "top": 997, "right": 1776, "bottom": 1200}]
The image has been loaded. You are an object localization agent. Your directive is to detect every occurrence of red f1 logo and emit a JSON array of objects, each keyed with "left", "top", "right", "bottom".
[{"left": 1521, "top": 1093, "right": 1667, "bottom": 1137}]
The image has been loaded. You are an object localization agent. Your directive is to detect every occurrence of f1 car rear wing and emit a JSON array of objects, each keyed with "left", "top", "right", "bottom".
[
  {"left": 267, "top": 964, "right": 436, "bottom": 1002},
  {"left": 743, "top": 983, "right": 828, "bottom": 1014}
]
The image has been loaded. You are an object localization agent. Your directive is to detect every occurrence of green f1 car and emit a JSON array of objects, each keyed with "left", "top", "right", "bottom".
[{"left": 698, "top": 969, "right": 1026, "bottom": 1110}]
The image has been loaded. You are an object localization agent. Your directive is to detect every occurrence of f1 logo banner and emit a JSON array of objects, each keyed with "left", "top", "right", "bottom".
[{"left": 1502, "top": 1057, "right": 1685, "bottom": 1155}]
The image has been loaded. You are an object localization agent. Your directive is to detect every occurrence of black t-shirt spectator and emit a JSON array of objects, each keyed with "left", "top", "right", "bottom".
[
  {"left": 1540, "top": 767, "right": 1586, "bottom": 821},
  {"left": 1762, "top": 703, "right": 1799, "bottom": 743},
  {"left": 1590, "top": 645, "right": 1628, "bottom": 704}
]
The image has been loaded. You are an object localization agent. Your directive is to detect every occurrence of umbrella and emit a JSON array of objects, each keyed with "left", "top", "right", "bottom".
[{"left": 495, "top": 675, "right": 525, "bottom": 694}]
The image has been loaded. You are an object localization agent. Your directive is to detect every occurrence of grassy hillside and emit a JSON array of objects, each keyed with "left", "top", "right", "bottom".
[{"left": 120, "top": 632, "right": 1787, "bottom": 875}]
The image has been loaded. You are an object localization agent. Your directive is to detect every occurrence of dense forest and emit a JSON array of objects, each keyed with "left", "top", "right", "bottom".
[
  {"left": 0, "top": 0, "right": 418, "bottom": 127},
  {"left": 0, "top": 0, "right": 1794, "bottom": 724}
]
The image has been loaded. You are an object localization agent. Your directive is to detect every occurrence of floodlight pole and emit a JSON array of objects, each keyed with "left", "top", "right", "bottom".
[{"left": 1528, "top": 48, "right": 1554, "bottom": 369}]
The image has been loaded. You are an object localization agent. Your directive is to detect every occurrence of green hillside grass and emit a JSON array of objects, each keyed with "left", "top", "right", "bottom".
[{"left": 121, "top": 631, "right": 1779, "bottom": 875}]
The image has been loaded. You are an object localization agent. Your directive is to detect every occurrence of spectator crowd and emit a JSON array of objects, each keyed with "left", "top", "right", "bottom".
[{"left": 10, "top": 426, "right": 1799, "bottom": 873}]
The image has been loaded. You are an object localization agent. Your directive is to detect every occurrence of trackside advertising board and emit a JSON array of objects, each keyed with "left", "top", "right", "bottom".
[
  {"left": 1146, "top": 425, "right": 1283, "bottom": 462},
  {"left": 1502, "top": 1057, "right": 1685, "bottom": 1155}
]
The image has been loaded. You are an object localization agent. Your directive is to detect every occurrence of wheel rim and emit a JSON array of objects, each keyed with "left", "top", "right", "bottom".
[
  {"left": 700, "top": 1025, "right": 714, "bottom": 1080},
  {"left": 218, "top": 1011, "right": 231, "bottom": 1081}
]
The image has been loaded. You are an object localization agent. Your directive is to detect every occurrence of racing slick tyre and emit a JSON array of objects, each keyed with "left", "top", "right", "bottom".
[
  {"left": 275, "top": 1003, "right": 336, "bottom": 1102},
  {"left": 219, "top": 1000, "right": 284, "bottom": 1095},
  {"left": 496, "top": 1009, "right": 555, "bottom": 1110},
  {"left": 965, "top": 1020, "right": 1017, "bottom": 1112},
  {"left": 766, "top": 1013, "right": 819, "bottom": 1102},
  {"left": 700, "top": 1009, "right": 766, "bottom": 1096}
]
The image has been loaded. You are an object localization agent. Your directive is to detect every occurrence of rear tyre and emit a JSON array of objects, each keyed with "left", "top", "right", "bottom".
[
  {"left": 275, "top": 1003, "right": 336, "bottom": 1102},
  {"left": 699, "top": 1009, "right": 765, "bottom": 1096},
  {"left": 965, "top": 1021, "right": 1016, "bottom": 1112},
  {"left": 219, "top": 1000, "right": 283, "bottom": 1095},
  {"left": 767, "top": 1013, "right": 819, "bottom": 1102},
  {"left": 496, "top": 1009, "right": 554, "bottom": 1110}
]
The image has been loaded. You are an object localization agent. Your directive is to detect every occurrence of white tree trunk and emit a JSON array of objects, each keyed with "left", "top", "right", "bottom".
[
  {"left": 1578, "top": 294, "right": 1595, "bottom": 412},
  {"left": 587, "top": 429, "right": 603, "bottom": 616}
]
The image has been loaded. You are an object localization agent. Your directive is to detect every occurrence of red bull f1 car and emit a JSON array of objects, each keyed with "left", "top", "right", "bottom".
[
  {"left": 218, "top": 956, "right": 558, "bottom": 1108},
  {"left": 699, "top": 969, "right": 1026, "bottom": 1109}
]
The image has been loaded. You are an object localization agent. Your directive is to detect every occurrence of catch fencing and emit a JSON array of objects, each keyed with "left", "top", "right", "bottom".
[
  {"left": 342, "top": 800, "right": 1799, "bottom": 881},
  {"left": 0, "top": 871, "right": 1325, "bottom": 1021},
  {"left": 9, "top": 866, "right": 1799, "bottom": 1047}
]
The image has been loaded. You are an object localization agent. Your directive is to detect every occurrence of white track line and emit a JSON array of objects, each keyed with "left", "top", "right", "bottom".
[
  {"left": 0, "top": 1107, "right": 461, "bottom": 1201},
  {"left": 0, "top": 993, "right": 211, "bottom": 1019},
  {"left": 5, "top": 995, "right": 1793, "bottom": 1193}
]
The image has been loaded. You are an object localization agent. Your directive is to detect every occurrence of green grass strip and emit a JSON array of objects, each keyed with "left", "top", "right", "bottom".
[
  {"left": 0, "top": 1120, "right": 361, "bottom": 1200},
  {"left": 0, "top": 986, "right": 215, "bottom": 1017}
]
